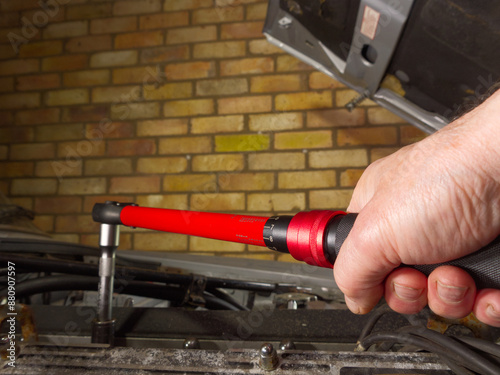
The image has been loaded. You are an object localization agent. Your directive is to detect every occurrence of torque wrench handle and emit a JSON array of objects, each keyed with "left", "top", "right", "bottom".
[
  {"left": 321, "top": 213, "right": 500, "bottom": 290},
  {"left": 92, "top": 203, "right": 500, "bottom": 290}
]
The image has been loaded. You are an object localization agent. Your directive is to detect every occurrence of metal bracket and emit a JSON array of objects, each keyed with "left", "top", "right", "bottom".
[{"left": 183, "top": 275, "right": 207, "bottom": 307}]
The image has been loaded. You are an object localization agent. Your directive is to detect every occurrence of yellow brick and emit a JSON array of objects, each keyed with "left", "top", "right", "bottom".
[
  {"left": 165, "top": 61, "right": 215, "bottom": 80},
  {"left": 249, "top": 39, "right": 282, "bottom": 55},
  {"left": 309, "top": 149, "right": 368, "bottom": 168},
  {"left": 137, "top": 157, "right": 188, "bottom": 173},
  {"left": 19, "top": 40, "right": 63, "bottom": 58},
  {"left": 335, "top": 90, "right": 376, "bottom": 107},
  {"left": 221, "top": 21, "right": 262, "bottom": 39},
  {"left": 190, "top": 192, "right": 244, "bottom": 211},
  {"left": 45, "top": 89, "right": 89, "bottom": 106},
  {"left": 57, "top": 141, "right": 105, "bottom": 158},
  {"left": 115, "top": 30, "right": 164, "bottom": 49},
  {"left": 309, "top": 71, "right": 344, "bottom": 90},
  {"left": 139, "top": 12, "right": 189, "bottom": 29},
  {"left": 221, "top": 57, "right": 274, "bottom": 76},
  {"left": 0, "top": 93, "right": 40, "bottom": 109},
  {"left": 370, "top": 147, "right": 399, "bottom": 162},
  {"left": 144, "top": 82, "right": 192, "bottom": 100},
  {"left": 219, "top": 172, "right": 274, "bottom": 191},
  {"left": 110, "top": 176, "right": 160, "bottom": 193},
  {"left": 277, "top": 55, "right": 313, "bottom": 72},
  {"left": 159, "top": 136, "right": 211, "bottom": 154},
  {"left": 248, "top": 193, "right": 305, "bottom": 212},
  {"left": 275, "top": 131, "right": 332, "bottom": 150},
  {"left": 193, "top": 41, "right": 246, "bottom": 59},
  {"left": 249, "top": 113, "right": 302, "bottom": 131},
  {"left": 113, "top": 0, "right": 162, "bottom": 16},
  {"left": 164, "top": 0, "right": 213, "bottom": 11},
  {"left": 0, "top": 162, "right": 33, "bottom": 178},
  {"left": 33, "top": 215, "right": 54, "bottom": 233},
  {"left": 55, "top": 215, "right": 99, "bottom": 234},
  {"left": 192, "top": 154, "right": 244, "bottom": 172},
  {"left": 90, "top": 50, "right": 138, "bottom": 68},
  {"left": 192, "top": 6, "right": 244, "bottom": 24},
  {"left": 337, "top": 127, "right": 397, "bottom": 146},
  {"left": 167, "top": 25, "right": 217, "bottom": 44},
  {"left": 278, "top": 171, "right": 336, "bottom": 189},
  {"left": 10, "top": 178, "right": 57, "bottom": 196},
  {"left": 43, "top": 20, "right": 88, "bottom": 39},
  {"left": 307, "top": 108, "right": 365, "bottom": 128},
  {"left": 216, "top": 0, "right": 263, "bottom": 6},
  {"left": 215, "top": 134, "right": 270, "bottom": 152},
  {"left": 196, "top": 78, "right": 248, "bottom": 96},
  {"left": 247, "top": 3, "right": 268, "bottom": 20},
  {"left": 164, "top": 174, "right": 216, "bottom": 192},
  {"left": 136, "top": 194, "right": 188, "bottom": 209},
  {"left": 52, "top": 234, "right": 80, "bottom": 243},
  {"left": 248, "top": 152, "right": 305, "bottom": 170},
  {"left": 0, "top": 77, "right": 13, "bottom": 93},
  {"left": 276, "top": 91, "right": 332, "bottom": 111},
  {"left": 401, "top": 125, "right": 427, "bottom": 145},
  {"left": 190, "top": 237, "right": 245, "bottom": 252},
  {"left": 309, "top": 190, "right": 353, "bottom": 210},
  {"left": 163, "top": 99, "right": 214, "bottom": 117},
  {"left": 59, "top": 177, "right": 107, "bottom": 195},
  {"left": 368, "top": 107, "right": 406, "bottom": 124},
  {"left": 10, "top": 143, "right": 55, "bottom": 161},
  {"left": 218, "top": 96, "right": 271, "bottom": 114},
  {"left": 191, "top": 115, "right": 244, "bottom": 134},
  {"left": 92, "top": 85, "right": 139, "bottom": 103},
  {"left": 134, "top": 233, "right": 187, "bottom": 251},
  {"left": 64, "top": 70, "right": 110, "bottom": 87},
  {"left": 111, "top": 102, "right": 160, "bottom": 120},
  {"left": 35, "top": 124, "right": 84, "bottom": 142},
  {"left": 340, "top": 169, "right": 365, "bottom": 187},
  {"left": 137, "top": 119, "right": 188, "bottom": 136},
  {"left": 85, "top": 158, "right": 132, "bottom": 175},
  {"left": 251, "top": 74, "right": 301, "bottom": 93},
  {"left": 36, "top": 160, "right": 82, "bottom": 178},
  {"left": 112, "top": 65, "right": 161, "bottom": 84}
]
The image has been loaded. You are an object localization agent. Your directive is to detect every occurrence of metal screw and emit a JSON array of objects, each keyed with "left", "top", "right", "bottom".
[
  {"left": 259, "top": 343, "right": 279, "bottom": 371},
  {"left": 183, "top": 338, "right": 201, "bottom": 350},
  {"left": 279, "top": 339, "right": 296, "bottom": 351}
]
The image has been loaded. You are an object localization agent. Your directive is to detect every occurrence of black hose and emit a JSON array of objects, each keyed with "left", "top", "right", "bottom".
[
  {"left": 360, "top": 330, "right": 500, "bottom": 375},
  {"left": 453, "top": 335, "right": 500, "bottom": 359},
  {"left": 402, "top": 325, "right": 500, "bottom": 375},
  {"left": 357, "top": 304, "right": 393, "bottom": 343},
  {"left": 360, "top": 332, "right": 473, "bottom": 374},
  {"left": 0, "top": 253, "right": 284, "bottom": 293},
  {"left": 207, "top": 288, "right": 250, "bottom": 311},
  {"left": 0, "top": 275, "right": 242, "bottom": 311},
  {"left": 0, "top": 239, "right": 160, "bottom": 269}
]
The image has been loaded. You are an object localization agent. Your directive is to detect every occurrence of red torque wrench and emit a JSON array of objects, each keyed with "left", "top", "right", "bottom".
[{"left": 92, "top": 202, "right": 500, "bottom": 290}]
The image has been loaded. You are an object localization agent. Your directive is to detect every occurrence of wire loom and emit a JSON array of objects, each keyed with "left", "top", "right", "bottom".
[{"left": 356, "top": 304, "right": 500, "bottom": 375}]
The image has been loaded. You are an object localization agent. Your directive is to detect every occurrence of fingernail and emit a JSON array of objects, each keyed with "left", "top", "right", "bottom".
[
  {"left": 436, "top": 281, "right": 468, "bottom": 304},
  {"left": 486, "top": 305, "right": 500, "bottom": 320},
  {"left": 393, "top": 282, "right": 423, "bottom": 302},
  {"left": 345, "top": 296, "right": 362, "bottom": 314}
]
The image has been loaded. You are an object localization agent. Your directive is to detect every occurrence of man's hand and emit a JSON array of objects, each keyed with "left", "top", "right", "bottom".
[{"left": 333, "top": 90, "right": 500, "bottom": 326}]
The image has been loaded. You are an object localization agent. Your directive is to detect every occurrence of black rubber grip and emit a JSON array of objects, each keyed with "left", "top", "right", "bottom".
[{"left": 331, "top": 213, "right": 500, "bottom": 290}]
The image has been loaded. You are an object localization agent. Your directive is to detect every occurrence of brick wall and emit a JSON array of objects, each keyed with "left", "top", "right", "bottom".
[{"left": 0, "top": 0, "right": 426, "bottom": 260}]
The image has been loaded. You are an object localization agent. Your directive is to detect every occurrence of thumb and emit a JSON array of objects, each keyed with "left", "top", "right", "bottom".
[{"left": 333, "top": 213, "right": 400, "bottom": 314}]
